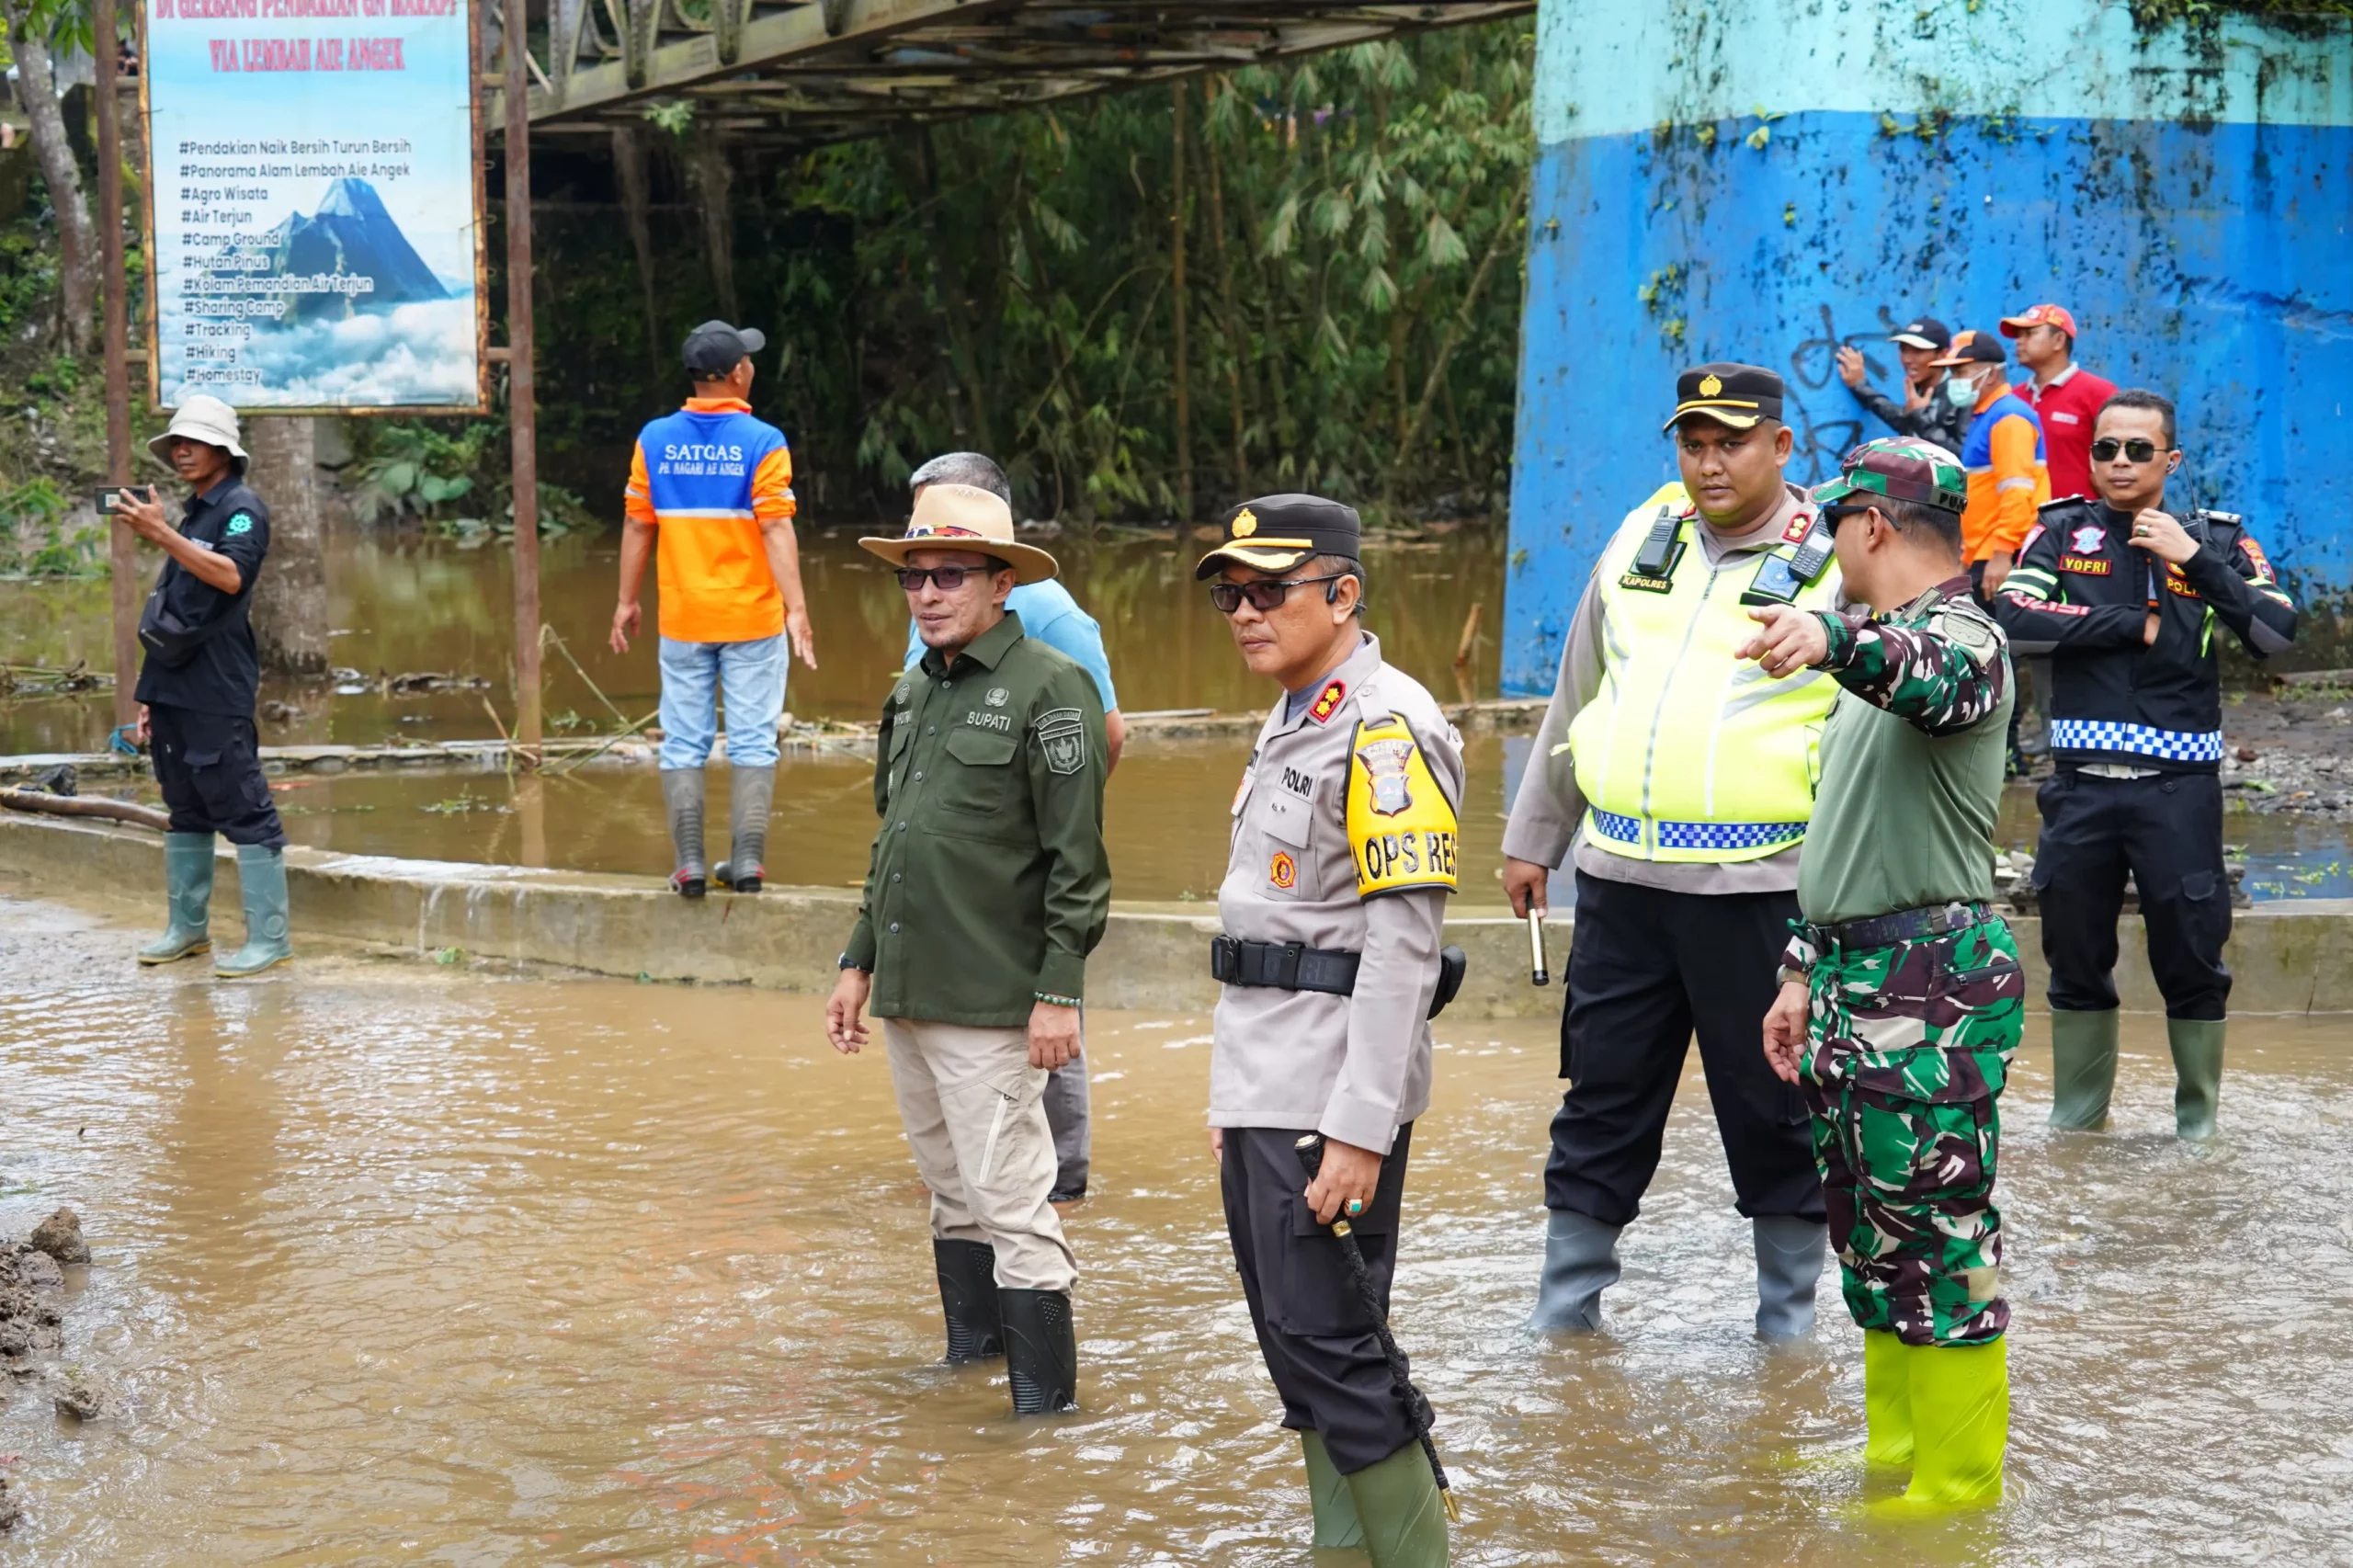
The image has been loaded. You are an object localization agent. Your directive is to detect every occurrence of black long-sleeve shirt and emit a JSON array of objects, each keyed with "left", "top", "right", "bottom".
[
  {"left": 1993, "top": 496, "right": 2297, "bottom": 772},
  {"left": 1848, "top": 376, "right": 1972, "bottom": 457}
]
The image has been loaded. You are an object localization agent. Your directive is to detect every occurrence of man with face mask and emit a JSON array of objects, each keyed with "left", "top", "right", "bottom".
[{"left": 1930, "top": 331, "right": 2049, "bottom": 600}]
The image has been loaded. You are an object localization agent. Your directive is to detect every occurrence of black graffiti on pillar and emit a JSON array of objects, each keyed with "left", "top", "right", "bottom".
[{"left": 1783, "top": 302, "right": 1905, "bottom": 484}]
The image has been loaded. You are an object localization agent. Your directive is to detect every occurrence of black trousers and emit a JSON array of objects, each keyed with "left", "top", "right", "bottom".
[
  {"left": 1543, "top": 871, "right": 1824, "bottom": 1226},
  {"left": 2033, "top": 768, "right": 2231, "bottom": 1020},
  {"left": 1222, "top": 1122, "right": 1418, "bottom": 1475},
  {"left": 149, "top": 704, "right": 286, "bottom": 848}
]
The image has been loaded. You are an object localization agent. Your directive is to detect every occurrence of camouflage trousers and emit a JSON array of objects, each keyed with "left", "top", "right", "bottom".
[{"left": 1799, "top": 919, "right": 2025, "bottom": 1346}]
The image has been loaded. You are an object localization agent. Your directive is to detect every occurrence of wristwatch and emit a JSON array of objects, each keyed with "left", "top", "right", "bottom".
[
  {"left": 837, "top": 953, "right": 866, "bottom": 971},
  {"left": 1776, "top": 964, "right": 1811, "bottom": 988}
]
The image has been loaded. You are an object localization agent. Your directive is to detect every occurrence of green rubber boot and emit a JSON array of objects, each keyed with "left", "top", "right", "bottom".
[
  {"left": 2167, "top": 1017, "right": 2225, "bottom": 1142},
  {"left": 1874, "top": 1337, "right": 2006, "bottom": 1514},
  {"left": 137, "top": 832, "right": 216, "bottom": 964},
  {"left": 2046, "top": 1007, "right": 2120, "bottom": 1131},
  {"left": 1341, "top": 1440, "right": 1449, "bottom": 1567},
  {"left": 214, "top": 845, "right": 293, "bottom": 978},
  {"left": 1300, "top": 1430, "right": 1365, "bottom": 1550},
  {"left": 1862, "top": 1328, "right": 1915, "bottom": 1471}
]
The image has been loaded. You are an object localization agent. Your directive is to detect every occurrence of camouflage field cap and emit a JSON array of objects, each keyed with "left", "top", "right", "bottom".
[{"left": 1812, "top": 436, "right": 1968, "bottom": 517}]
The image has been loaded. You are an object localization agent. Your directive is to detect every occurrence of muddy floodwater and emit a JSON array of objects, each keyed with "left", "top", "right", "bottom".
[{"left": 2, "top": 893, "right": 2349, "bottom": 1563}]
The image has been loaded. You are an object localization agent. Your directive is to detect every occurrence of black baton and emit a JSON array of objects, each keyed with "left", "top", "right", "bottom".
[{"left": 1293, "top": 1132, "right": 1460, "bottom": 1521}]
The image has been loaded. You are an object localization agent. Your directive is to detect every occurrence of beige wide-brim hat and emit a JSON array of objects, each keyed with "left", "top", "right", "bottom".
[
  {"left": 859, "top": 483, "right": 1059, "bottom": 585},
  {"left": 146, "top": 393, "right": 249, "bottom": 472}
]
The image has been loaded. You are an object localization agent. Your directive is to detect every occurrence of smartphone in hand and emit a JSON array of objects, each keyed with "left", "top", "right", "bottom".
[{"left": 95, "top": 485, "right": 155, "bottom": 513}]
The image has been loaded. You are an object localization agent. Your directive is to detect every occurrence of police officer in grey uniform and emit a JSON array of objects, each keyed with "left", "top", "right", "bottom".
[{"left": 1199, "top": 494, "right": 1462, "bottom": 1568}]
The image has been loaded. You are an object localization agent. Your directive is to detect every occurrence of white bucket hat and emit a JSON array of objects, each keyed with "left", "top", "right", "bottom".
[
  {"left": 147, "top": 394, "right": 248, "bottom": 472},
  {"left": 859, "top": 483, "right": 1059, "bottom": 584}
]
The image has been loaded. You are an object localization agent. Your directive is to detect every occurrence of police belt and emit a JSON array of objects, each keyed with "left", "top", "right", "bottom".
[
  {"left": 1805, "top": 900, "right": 1993, "bottom": 952},
  {"left": 1210, "top": 936, "right": 1360, "bottom": 994}
]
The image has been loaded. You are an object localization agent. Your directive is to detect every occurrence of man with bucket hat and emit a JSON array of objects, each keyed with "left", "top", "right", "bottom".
[
  {"left": 116, "top": 393, "right": 293, "bottom": 977},
  {"left": 824, "top": 483, "right": 1109, "bottom": 1418}
]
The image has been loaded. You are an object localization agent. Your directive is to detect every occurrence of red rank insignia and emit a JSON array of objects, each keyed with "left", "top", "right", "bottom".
[
  {"left": 1780, "top": 509, "right": 1814, "bottom": 544},
  {"left": 1307, "top": 680, "right": 1347, "bottom": 725}
]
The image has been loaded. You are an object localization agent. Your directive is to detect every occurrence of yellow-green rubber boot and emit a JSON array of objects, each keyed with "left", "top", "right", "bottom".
[
  {"left": 138, "top": 832, "right": 215, "bottom": 964},
  {"left": 1862, "top": 1329, "right": 1915, "bottom": 1471},
  {"left": 2047, "top": 1008, "right": 2120, "bottom": 1130},
  {"left": 1341, "top": 1441, "right": 1449, "bottom": 1568},
  {"left": 1879, "top": 1337, "right": 2006, "bottom": 1513},
  {"left": 214, "top": 845, "right": 293, "bottom": 978},
  {"left": 1301, "top": 1430, "right": 1365, "bottom": 1550},
  {"left": 2167, "top": 1017, "right": 2224, "bottom": 1141}
]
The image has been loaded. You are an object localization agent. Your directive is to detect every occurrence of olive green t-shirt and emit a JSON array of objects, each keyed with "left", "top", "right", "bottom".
[{"left": 1796, "top": 579, "right": 2014, "bottom": 927}]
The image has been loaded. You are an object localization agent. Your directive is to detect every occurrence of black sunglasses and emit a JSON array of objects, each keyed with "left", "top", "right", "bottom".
[
  {"left": 1208, "top": 573, "right": 1347, "bottom": 615},
  {"left": 895, "top": 564, "right": 998, "bottom": 593},
  {"left": 2090, "top": 437, "right": 2170, "bottom": 463},
  {"left": 1819, "top": 503, "right": 1871, "bottom": 535}
]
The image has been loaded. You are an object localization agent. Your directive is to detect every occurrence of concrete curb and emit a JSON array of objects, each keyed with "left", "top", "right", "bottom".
[{"left": 5, "top": 813, "right": 2349, "bottom": 1016}]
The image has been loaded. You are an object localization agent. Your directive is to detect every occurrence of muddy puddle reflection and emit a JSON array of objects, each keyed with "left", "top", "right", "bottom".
[{"left": 2, "top": 892, "right": 2349, "bottom": 1562}]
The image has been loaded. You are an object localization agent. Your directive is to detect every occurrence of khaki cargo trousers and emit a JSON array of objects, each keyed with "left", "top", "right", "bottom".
[{"left": 882, "top": 1018, "right": 1077, "bottom": 1293}]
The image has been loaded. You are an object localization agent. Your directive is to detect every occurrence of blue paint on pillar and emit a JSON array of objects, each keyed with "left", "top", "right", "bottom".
[{"left": 1503, "top": 1, "right": 2353, "bottom": 695}]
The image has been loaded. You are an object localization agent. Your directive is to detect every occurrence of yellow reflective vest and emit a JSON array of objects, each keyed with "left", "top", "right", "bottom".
[{"left": 1562, "top": 486, "right": 1844, "bottom": 863}]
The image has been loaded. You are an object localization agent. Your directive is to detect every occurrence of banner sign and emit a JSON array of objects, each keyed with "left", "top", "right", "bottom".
[{"left": 140, "top": 0, "right": 485, "bottom": 413}]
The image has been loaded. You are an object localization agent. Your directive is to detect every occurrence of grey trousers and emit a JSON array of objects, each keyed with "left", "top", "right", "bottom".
[{"left": 1044, "top": 1051, "right": 1091, "bottom": 1198}]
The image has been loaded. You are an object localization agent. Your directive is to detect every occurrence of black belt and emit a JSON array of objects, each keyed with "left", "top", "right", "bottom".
[
  {"left": 1808, "top": 900, "right": 1993, "bottom": 952},
  {"left": 1210, "top": 936, "right": 1360, "bottom": 995}
]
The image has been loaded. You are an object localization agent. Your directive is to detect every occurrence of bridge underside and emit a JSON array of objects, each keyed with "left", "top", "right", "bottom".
[{"left": 494, "top": 0, "right": 1531, "bottom": 146}]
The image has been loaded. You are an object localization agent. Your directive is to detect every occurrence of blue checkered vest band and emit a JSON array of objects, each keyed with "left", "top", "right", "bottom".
[{"left": 2048, "top": 719, "right": 2224, "bottom": 764}]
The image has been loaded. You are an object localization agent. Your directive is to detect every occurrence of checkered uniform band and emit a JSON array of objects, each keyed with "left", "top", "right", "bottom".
[
  {"left": 1590, "top": 808, "right": 1643, "bottom": 845},
  {"left": 1589, "top": 809, "right": 1806, "bottom": 851},
  {"left": 2049, "top": 720, "right": 2224, "bottom": 763}
]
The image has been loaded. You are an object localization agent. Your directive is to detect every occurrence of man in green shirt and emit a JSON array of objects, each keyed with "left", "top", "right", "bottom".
[
  {"left": 1741, "top": 437, "right": 2024, "bottom": 1514},
  {"left": 824, "top": 483, "right": 1110, "bottom": 1418}
]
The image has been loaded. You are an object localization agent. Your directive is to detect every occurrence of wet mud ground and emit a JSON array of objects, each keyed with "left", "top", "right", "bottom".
[{"left": 2, "top": 892, "right": 2349, "bottom": 1563}]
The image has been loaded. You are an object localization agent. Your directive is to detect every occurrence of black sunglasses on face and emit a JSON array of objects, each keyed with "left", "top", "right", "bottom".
[
  {"left": 1820, "top": 503, "right": 1870, "bottom": 536},
  {"left": 2090, "top": 437, "right": 2169, "bottom": 463},
  {"left": 1208, "top": 573, "right": 1346, "bottom": 615},
  {"left": 895, "top": 564, "right": 993, "bottom": 593}
]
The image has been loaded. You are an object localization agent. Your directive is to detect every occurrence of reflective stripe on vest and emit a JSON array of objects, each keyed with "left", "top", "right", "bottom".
[{"left": 1562, "top": 493, "right": 1843, "bottom": 864}]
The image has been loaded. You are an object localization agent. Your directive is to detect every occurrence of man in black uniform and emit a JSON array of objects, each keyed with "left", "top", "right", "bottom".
[
  {"left": 1993, "top": 389, "right": 2296, "bottom": 1138},
  {"left": 119, "top": 395, "right": 293, "bottom": 978}
]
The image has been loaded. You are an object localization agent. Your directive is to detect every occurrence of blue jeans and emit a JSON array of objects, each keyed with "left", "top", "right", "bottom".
[{"left": 657, "top": 635, "right": 785, "bottom": 769}]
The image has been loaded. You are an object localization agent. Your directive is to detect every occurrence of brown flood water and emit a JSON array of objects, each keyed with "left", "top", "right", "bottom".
[{"left": 3, "top": 891, "right": 2349, "bottom": 1563}]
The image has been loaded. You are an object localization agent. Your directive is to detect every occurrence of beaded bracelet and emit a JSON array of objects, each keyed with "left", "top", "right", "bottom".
[{"left": 1035, "top": 991, "right": 1083, "bottom": 1008}]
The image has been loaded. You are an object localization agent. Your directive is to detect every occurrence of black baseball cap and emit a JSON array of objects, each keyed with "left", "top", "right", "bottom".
[
  {"left": 682, "top": 320, "right": 767, "bottom": 377},
  {"left": 1889, "top": 316, "right": 1951, "bottom": 351},
  {"left": 1194, "top": 493, "right": 1362, "bottom": 579},
  {"left": 1929, "top": 329, "right": 2006, "bottom": 369},
  {"left": 1663, "top": 362, "right": 1784, "bottom": 432}
]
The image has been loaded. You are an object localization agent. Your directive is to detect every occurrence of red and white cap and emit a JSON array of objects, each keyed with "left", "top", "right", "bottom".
[{"left": 2000, "top": 303, "right": 2078, "bottom": 339}]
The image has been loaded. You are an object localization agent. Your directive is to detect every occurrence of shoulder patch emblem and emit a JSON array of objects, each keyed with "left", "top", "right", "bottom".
[
  {"left": 1939, "top": 609, "right": 1998, "bottom": 652},
  {"left": 2240, "top": 536, "right": 2275, "bottom": 583},
  {"left": 893, "top": 682, "right": 911, "bottom": 706},
  {"left": 1355, "top": 738, "right": 1418, "bottom": 816},
  {"left": 1346, "top": 716, "right": 1459, "bottom": 899},
  {"left": 225, "top": 512, "right": 256, "bottom": 537},
  {"left": 1035, "top": 706, "right": 1087, "bottom": 775},
  {"left": 1306, "top": 680, "right": 1347, "bottom": 725},
  {"left": 2069, "top": 524, "right": 2105, "bottom": 554}
]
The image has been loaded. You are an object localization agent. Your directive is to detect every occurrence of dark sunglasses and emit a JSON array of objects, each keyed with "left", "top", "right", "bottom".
[
  {"left": 895, "top": 564, "right": 995, "bottom": 593},
  {"left": 2090, "top": 437, "right": 2169, "bottom": 463},
  {"left": 1208, "top": 573, "right": 1347, "bottom": 615},
  {"left": 1819, "top": 503, "right": 1870, "bottom": 535}
]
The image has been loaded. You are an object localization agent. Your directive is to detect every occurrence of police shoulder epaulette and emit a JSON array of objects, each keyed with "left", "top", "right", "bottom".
[
  {"left": 2197, "top": 508, "right": 2245, "bottom": 527},
  {"left": 2038, "top": 493, "right": 2092, "bottom": 511}
]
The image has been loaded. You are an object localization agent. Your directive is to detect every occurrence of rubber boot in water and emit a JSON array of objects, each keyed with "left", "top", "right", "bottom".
[
  {"left": 712, "top": 763, "right": 774, "bottom": 893},
  {"left": 2046, "top": 1007, "right": 2120, "bottom": 1131},
  {"left": 1342, "top": 1440, "right": 1450, "bottom": 1567},
  {"left": 2167, "top": 1017, "right": 2225, "bottom": 1142},
  {"left": 1862, "top": 1329, "right": 1915, "bottom": 1471},
  {"left": 1528, "top": 1209, "right": 1620, "bottom": 1333},
  {"left": 1874, "top": 1337, "right": 2006, "bottom": 1514},
  {"left": 1300, "top": 1430, "right": 1365, "bottom": 1550},
  {"left": 999, "top": 1288, "right": 1078, "bottom": 1415},
  {"left": 214, "top": 844, "right": 292, "bottom": 978},
  {"left": 138, "top": 832, "right": 216, "bottom": 964},
  {"left": 661, "top": 767, "right": 707, "bottom": 898},
  {"left": 932, "top": 1238, "right": 1004, "bottom": 1363},
  {"left": 1752, "top": 1216, "right": 1826, "bottom": 1341}
]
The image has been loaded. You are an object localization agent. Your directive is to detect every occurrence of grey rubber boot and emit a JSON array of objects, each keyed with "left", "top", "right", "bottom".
[
  {"left": 712, "top": 763, "right": 775, "bottom": 893},
  {"left": 2047, "top": 1007, "right": 2120, "bottom": 1131},
  {"left": 1752, "top": 1216, "right": 1827, "bottom": 1340},
  {"left": 214, "top": 844, "right": 292, "bottom": 978},
  {"left": 660, "top": 767, "right": 707, "bottom": 897},
  {"left": 138, "top": 832, "right": 216, "bottom": 964},
  {"left": 932, "top": 1238, "right": 1004, "bottom": 1364},
  {"left": 1000, "top": 1289, "right": 1079, "bottom": 1415},
  {"left": 2167, "top": 1017, "right": 2225, "bottom": 1142},
  {"left": 1300, "top": 1430, "right": 1365, "bottom": 1549},
  {"left": 1528, "top": 1209, "right": 1621, "bottom": 1333}
]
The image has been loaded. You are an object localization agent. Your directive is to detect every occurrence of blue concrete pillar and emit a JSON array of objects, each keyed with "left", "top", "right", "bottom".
[{"left": 1502, "top": 1, "right": 2352, "bottom": 694}]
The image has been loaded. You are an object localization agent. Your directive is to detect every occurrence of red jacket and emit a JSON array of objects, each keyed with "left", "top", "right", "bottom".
[{"left": 2020, "top": 364, "right": 2118, "bottom": 501}]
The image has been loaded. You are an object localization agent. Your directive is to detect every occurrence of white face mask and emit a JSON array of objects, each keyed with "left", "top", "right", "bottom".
[{"left": 1945, "top": 374, "right": 1981, "bottom": 408}]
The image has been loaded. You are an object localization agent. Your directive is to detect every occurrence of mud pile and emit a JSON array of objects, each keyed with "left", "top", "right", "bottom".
[{"left": 0, "top": 1207, "right": 94, "bottom": 1532}]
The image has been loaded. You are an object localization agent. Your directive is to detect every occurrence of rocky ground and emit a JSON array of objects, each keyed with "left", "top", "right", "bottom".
[
  {"left": 0, "top": 1207, "right": 98, "bottom": 1533},
  {"left": 2213, "top": 687, "right": 2353, "bottom": 822}
]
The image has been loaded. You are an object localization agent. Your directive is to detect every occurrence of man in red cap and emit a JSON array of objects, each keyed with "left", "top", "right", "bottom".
[{"left": 2002, "top": 304, "right": 2116, "bottom": 502}]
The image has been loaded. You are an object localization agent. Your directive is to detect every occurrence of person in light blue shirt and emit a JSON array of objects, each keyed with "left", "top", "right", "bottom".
[{"left": 904, "top": 453, "right": 1123, "bottom": 1207}]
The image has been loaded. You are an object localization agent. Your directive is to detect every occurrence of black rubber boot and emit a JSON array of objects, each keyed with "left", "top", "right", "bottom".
[
  {"left": 713, "top": 763, "right": 774, "bottom": 892},
  {"left": 660, "top": 767, "right": 706, "bottom": 897},
  {"left": 933, "top": 1238, "right": 1004, "bottom": 1364},
  {"left": 1000, "top": 1288, "right": 1079, "bottom": 1415}
]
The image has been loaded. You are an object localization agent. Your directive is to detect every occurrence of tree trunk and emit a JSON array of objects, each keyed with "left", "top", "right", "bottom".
[
  {"left": 906, "top": 128, "right": 994, "bottom": 454},
  {"left": 2, "top": 0, "right": 98, "bottom": 353},
  {"left": 611, "top": 124, "right": 665, "bottom": 384},
  {"left": 1202, "top": 76, "right": 1251, "bottom": 497},
  {"left": 243, "top": 417, "right": 331, "bottom": 678},
  {"left": 1168, "top": 81, "right": 1192, "bottom": 521},
  {"left": 690, "top": 124, "right": 739, "bottom": 323}
]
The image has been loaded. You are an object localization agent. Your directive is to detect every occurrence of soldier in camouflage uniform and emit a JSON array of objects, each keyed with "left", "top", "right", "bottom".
[{"left": 1743, "top": 437, "right": 2023, "bottom": 1512}]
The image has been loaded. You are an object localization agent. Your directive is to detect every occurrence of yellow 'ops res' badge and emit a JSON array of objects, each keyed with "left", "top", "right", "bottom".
[{"left": 1347, "top": 716, "right": 1458, "bottom": 897}]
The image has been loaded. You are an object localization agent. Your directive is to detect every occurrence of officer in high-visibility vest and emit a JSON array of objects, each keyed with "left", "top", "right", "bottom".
[{"left": 1503, "top": 364, "right": 1836, "bottom": 1338}]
